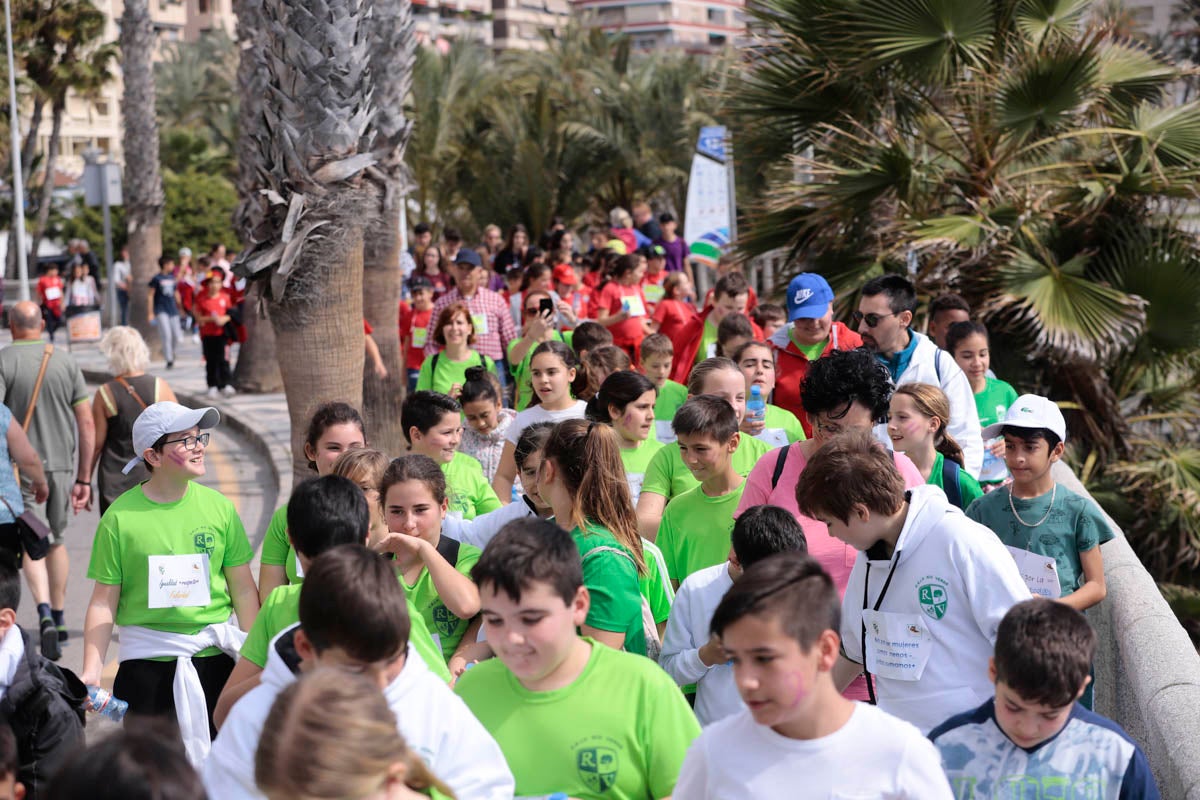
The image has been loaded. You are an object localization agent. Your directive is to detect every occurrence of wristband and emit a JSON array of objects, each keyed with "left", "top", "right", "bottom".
[{"left": 75, "top": 480, "right": 90, "bottom": 487}]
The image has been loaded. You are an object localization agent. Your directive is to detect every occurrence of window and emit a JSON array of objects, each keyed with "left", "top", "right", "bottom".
[
  {"left": 197, "top": 0, "right": 209, "bottom": 12},
  {"left": 706, "top": 7, "right": 725, "bottom": 24},
  {"left": 94, "top": 100, "right": 109, "bottom": 117},
  {"left": 708, "top": 32, "right": 726, "bottom": 45}
]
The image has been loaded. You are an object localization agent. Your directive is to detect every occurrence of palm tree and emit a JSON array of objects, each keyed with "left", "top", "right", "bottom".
[
  {"left": 235, "top": 0, "right": 401, "bottom": 485},
  {"left": 26, "top": 0, "right": 117, "bottom": 265},
  {"left": 361, "top": 0, "right": 414, "bottom": 457},
  {"left": 119, "top": 0, "right": 164, "bottom": 351}
]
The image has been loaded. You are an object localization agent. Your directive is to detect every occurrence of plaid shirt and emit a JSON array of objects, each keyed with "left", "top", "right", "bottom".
[{"left": 426, "top": 287, "right": 516, "bottom": 362}]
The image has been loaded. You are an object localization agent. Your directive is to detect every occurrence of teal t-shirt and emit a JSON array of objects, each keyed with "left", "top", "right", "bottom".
[
  {"left": 416, "top": 350, "right": 496, "bottom": 396},
  {"left": 571, "top": 523, "right": 646, "bottom": 656},
  {"left": 442, "top": 451, "right": 502, "bottom": 520},
  {"left": 927, "top": 452, "right": 983, "bottom": 511},
  {"left": 966, "top": 484, "right": 1114, "bottom": 596},
  {"left": 640, "top": 434, "right": 771, "bottom": 502},
  {"left": 657, "top": 481, "right": 746, "bottom": 582}
]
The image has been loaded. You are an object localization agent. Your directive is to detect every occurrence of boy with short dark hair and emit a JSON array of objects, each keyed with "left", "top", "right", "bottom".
[
  {"left": 571, "top": 320, "right": 614, "bottom": 363},
  {"left": 402, "top": 390, "right": 500, "bottom": 520},
  {"left": 927, "top": 293, "right": 971, "bottom": 350},
  {"left": 204, "top": 545, "right": 513, "bottom": 800},
  {"left": 0, "top": 554, "right": 83, "bottom": 800},
  {"left": 657, "top": 396, "right": 745, "bottom": 586},
  {"left": 751, "top": 302, "right": 786, "bottom": 340},
  {"left": 795, "top": 429, "right": 1030, "bottom": 734},
  {"left": 661, "top": 505, "right": 807, "bottom": 725},
  {"left": 455, "top": 518, "right": 699, "bottom": 800},
  {"left": 640, "top": 333, "right": 687, "bottom": 444},
  {"left": 214, "top": 476, "right": 450, "bottom": 724},
  {"left": 674, "top": 551, "right": 952, "bottom": 798},
  {"left": 930, "top": 599, "right": 1159, "bottom": 799}
]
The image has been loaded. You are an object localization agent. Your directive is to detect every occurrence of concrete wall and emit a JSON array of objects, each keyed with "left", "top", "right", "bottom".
[{"left": 1055, "top": 463, "right": 1200, "bottom": 800}]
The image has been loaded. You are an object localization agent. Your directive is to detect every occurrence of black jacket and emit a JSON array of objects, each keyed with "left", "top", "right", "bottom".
[{"left": 0, "top": 627, "right": 86, "bottom": 799}]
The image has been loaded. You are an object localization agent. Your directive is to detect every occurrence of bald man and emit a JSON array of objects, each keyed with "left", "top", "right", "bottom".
[{"left": 0, "top": 301, "right": 94, "bottom": 660}]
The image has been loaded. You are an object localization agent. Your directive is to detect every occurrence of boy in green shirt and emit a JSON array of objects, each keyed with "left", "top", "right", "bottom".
[
  {"left": 641, "top": 333, "right": 688, "bottom": 444},
  {"left": 456, "top": 518, "right": 700, "bottom": 800},
  {"left": 658, "top": 396, "right": 746, "bottom": 586},
  {"left": 403, "top": 391, "right": 501, "bottom": 520}
]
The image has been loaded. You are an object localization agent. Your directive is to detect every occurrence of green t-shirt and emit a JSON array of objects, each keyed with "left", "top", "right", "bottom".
[
  {"left": 966, "top": 484, "right": 1114, "bottom": 596},
  {"left": 454, "top": 639, "right": 700, "bottom": 800},
  {"left": 403, "top": 537, "right": 482, "bottom": 661},
  {"left": 695, "top": 319, "right": 718, "bottom": 364},
  {"left": 442, "top": 451, "right": 502, "bottom": 521},
  {"left": 508, "top": 331, "right": 567, "bottom": 411},
  {"left": 927, "top": 452, "right": 983, "bottom": 511},
  {"left": 87, "top": 483, "right": 253, "bottom": 634},
  {"left": 620, "top": 437, "right": 664, "bottom": 504},
  {"left": 259, "top": 504, "right": 302, "bottom": 585},
  {"left": 641, "top": 434, "right": 771, "bottom": 502},
  {"left": 758, "top": 404, "right": 807, "bottom": 448},
  {"left": 416, "top": 350, "right": 496, "bottom": 396},
  {"left": 657, "top": 481, "right": 746, "bottom": 582},
  {"left": 571, "top": 523, "right": 645, "bottom": 656},
  {"left": 639, "top": 537, "right": 674, "bottom": 624},
  {"left": 653, "top": 380, "right": 688, "bottom": 421},
  {"left": 239, "top": 581, "right": 452, "bottom": 681},
  {"left": 0, "top": 340, "right": 90, "bottom": 471},
  {"left": 975, "top": 376, "right": 1019, "bottom": 429},
  {"left": 791, "top": 334, "right": 828, "bottom": 361}
]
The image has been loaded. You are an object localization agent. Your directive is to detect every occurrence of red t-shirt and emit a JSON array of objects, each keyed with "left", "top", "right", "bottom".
[
  {"left": 402, "top": 307, "right": 433, "bottom": 371},
  {"left": 194, "top": 291, "right": 232, "bottom": 338},
  {"left": 652, "top": 298, "right": 697, "bottom": 344},
  {"left": 597, "top": 282, "right": 649, "bottom": 349},
  {"left": 641, "top": 272, "right": 666, "bottom": 310},
  {"left": 37, "top": 276, "right": 64, "bottom": 316}
]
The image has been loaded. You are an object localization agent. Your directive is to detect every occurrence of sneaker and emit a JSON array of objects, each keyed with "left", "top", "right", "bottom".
[
  {"left": 207, "top": 387, "right": 220, "bottom": 399},
  {"left": 57, "top": 623, "right": 68, "bottom": 643},
  {"left": 221, "top": 385, "right": 237, "bottom": 397},
  {"left": 166, "top": 361, "right": 174, "bottom": 369},
  {"left": 39, "top": 616, "right": 61, "bottom": 661},
  {"left": 192, "top": 333, "right": 200, "bottom": 343}
]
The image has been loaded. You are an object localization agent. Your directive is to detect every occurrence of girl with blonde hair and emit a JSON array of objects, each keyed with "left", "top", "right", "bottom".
[
  {"left": 331, "top": 447, "right": 390, "bottom": 547},
  {"left": 888, "top": 382, "right": 983, "bottom": 511},
  {"left": 255, "top": 669, "right": 456, "bottom": 800}
]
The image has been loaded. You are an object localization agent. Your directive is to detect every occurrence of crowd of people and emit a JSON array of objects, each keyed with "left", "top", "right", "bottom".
[{"left": 0, "top": 210, "right": 1158, "bottom": 799}]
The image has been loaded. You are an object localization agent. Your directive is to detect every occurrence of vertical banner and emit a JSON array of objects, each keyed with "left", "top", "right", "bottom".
[{"left": 684, "top": 126, "right": 733, "bottom": 269}]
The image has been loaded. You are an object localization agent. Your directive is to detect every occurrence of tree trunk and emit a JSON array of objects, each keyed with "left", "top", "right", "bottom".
[
  {"left": 26, "top": 100, "right": 64, "bottom": 271},
  {"left": 119, "top": 0, "right": 164, "bottom": 357},
  {"left": 6, "top": 97, "right": 44, "bottom": 281},
  {"left": 362, "top": 215, "right": 404, "bottom": 455},
  {"left": 272, "top": 211, "right": 367, "bottom": 487},
  {"left": 234, "top": 281, "right": 283, "bottom": 392}
]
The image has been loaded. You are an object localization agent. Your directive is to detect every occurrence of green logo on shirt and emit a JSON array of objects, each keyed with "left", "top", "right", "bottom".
[
  {"left": 918, "top": 582, "right": 947, "bottom": 620},
  {"left": 192, "top": 529, "right": 215, "bottom": 556},
  {"left": 576, "top": 746, "right": 618, "bottom": 793},
  {"left": 431, "top": 603, "right": 459, "bottom": 637}
]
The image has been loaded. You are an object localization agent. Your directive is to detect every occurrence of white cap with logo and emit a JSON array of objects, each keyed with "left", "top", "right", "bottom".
[
  {"left": 981, "top": 394, "right": 1066, "bottom": 442},
  {"left": 123, "top": 401, "right": 221, "bottom": 474}
]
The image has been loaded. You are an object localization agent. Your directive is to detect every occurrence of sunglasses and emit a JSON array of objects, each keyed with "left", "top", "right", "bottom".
[
  {"left": 851, "top": 310, "right": 897, "bottom": 328},
  {"left": 524, "top": 307, "right": 544, "bottom": 316}
]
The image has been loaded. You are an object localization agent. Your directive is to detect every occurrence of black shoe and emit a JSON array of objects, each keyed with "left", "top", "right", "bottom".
[
  {"left": 39, "top": 616, "right": 61, "bottom": 661},
  {"left": 166, "top": 361, "right": 174, "bottom": 369},
  {"left": 56, "top": 624, "right": 68, "bottom": 643}
]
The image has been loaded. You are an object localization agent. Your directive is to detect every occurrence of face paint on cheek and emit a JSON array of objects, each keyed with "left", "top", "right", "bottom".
[
  {"left": 168, "top": 451, "right": 190, "bottom": 466},
  {"left": 786, "top": 671, "right": 811, "bottom": 709}
]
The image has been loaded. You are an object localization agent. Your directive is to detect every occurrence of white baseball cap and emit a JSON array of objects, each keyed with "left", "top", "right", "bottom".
[
  {"left": 981, "top": 394, "right": 1066, "bottom": 442},
  {"left": 123, "top": 401, "right": 221, "bottom": 474}
]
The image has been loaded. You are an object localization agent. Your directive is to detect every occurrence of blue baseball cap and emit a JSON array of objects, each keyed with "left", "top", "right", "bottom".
[
  {"left": 454, "top": 248, "right": 482, "bottom": 268},
  {"left": 786, "top": 273, "right": 834, "bottom": 321}
]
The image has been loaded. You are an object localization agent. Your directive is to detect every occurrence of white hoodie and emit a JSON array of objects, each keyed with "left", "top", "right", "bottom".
[
  {"left": 202, "top": 626, "right": 514, "bottom": 800},
  {"left": 840, "top": 485, "right": 1030, "bottom": 734}
]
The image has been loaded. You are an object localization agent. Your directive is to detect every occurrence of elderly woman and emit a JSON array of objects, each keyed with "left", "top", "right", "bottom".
[{"left": 88, "top": 327, "right": 177, "bottom": 513}]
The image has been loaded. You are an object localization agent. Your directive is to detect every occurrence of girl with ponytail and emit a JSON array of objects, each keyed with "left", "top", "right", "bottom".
[
  {"left": 539, "top": 419, "right": 654, "bottom": 656},
  {"left": 888, "top": 383, "right": 983, "bottom": 510},
  {"left": 458, "top": 367, "right": 515, "bottom": 483}
]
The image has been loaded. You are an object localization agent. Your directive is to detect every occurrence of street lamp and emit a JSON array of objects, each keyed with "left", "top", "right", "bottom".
[{"left": 4, "top": 0, "right": 30, "bottom": 301}]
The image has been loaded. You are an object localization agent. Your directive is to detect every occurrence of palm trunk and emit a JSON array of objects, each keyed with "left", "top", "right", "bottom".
[
  {"left": 362, "top": 216, "right": 404, "bottom": 455},
  {"left": 6, "top": 97, "right": 44, "bottom": 281},
  {"left": 27, "top": 99, "right": 64, "bottom": 270},
  {"left": 233, "top": 282, "right": 283, "bottom": 392},
  {"left": 119, "top": 0, "right": 164, "bottom": 356}
]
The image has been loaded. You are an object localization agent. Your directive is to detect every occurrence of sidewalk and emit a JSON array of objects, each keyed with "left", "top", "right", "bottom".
[{"left": 0, "top": 327, "right": 292, "bottom": 550}]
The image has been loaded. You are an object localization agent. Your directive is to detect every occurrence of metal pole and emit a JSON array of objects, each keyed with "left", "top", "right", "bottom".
[
  {"left": 4, "top": 0, "right": 30, "bottom": 301},
  {"left": 102, "top": 169, "right": 115, "bottom": 327}
]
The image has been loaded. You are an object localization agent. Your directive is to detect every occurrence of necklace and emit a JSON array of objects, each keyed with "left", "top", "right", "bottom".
[{"left": 1008, "top": 483, "right": 1056, "bottom": 528}]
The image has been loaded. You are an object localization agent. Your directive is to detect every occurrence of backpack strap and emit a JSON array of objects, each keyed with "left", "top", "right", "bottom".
[
  {"left": 934, "top": 347, "right": 943, "bottom": 383},
  {"left": 770, "top": 443, "right": 790, "bottom": 490},
  {"left": 941, "top": 456, "right": 963, "bottom": 509},
  {"left": 435, "top": 533, "right": 461, "bottom": 568},
  {"left": 430, "top": 352, "right": 440, "bottom": 376}
]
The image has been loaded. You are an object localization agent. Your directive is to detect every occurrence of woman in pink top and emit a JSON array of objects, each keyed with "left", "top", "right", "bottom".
[{"left": 736, "top": 347, "right": 922, "bottom": 701}]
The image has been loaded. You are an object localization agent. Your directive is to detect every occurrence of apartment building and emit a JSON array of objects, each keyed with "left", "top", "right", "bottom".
[
  {"left": 413, "top": 0, "right": 493, "bottom": 48},
  {"left": 573, "top": 0, "right": 744, "bottom": 53}
]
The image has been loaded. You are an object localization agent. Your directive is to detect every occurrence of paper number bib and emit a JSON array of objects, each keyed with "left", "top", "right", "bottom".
[
  {"left": 148, "top": 554, "right": 212, "bottom": 609},
  {"left": 627, "top": 472, "right": 646, "bottom": 504},
  {"left": 655, "top": 419, "right": 677, "bottom": 444},
  {"left": 471, "top": 312, "right": 489, "bottom": 335},
  {"left": 862, "top": 610, "right": 932, "bottom": 682},
  {"left": 43, "top": 286, "right": 62, "bottom": 301},
  {"left": 621, "top": 295, "right": 647, "bottom": 318},
  {"left": 1005, "top": 545, "right": 1062, "bottom": 598},
  {"left": 755, "top": 428, "right": 790, "bottom": 449},
  {"left": 411, "top": 327, "right": 428, "bottom": 349}
]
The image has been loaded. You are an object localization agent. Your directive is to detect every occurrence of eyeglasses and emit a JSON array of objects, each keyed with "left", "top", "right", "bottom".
[
  {"left": 851, "top": 310, "right": 897, "bottom": 328},
  {"left": 160, "top": 432, "right": 210, "bottom": 451}
]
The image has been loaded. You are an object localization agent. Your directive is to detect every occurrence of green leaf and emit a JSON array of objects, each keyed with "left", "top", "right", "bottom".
[
  {"left": 1014, "top": 0, "right": 1092, "bottom": 46},
  {"left": 996, "top": 44, "right": 1099, "bottom": 140},
  {"left": 857, "top": 0, "right": 995, "bottom": 81},
  {"left": 1125, "top": 101, "right": 1200, "bottom": 168},
  {"left": 910, "top": 214, "right": 987, "bottom": 247},
  {"left": 1095, "top": 41, "right": 1177, "bottom": 110}
]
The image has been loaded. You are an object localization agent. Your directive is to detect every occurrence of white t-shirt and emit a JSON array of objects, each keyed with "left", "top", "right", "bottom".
[
  {"left": 503, "top": 400, "right": 587, "bottom": 445},
  {"left": 659, "top": 561, "right": 739, "bottom": 726},
  {"left": 674, "top": 703, "right": 954, "bottom": 799}
]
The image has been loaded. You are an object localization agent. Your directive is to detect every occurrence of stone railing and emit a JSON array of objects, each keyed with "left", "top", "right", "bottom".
[{"left": 1054, "top": 463, "right": 1200, "bottom": 800}]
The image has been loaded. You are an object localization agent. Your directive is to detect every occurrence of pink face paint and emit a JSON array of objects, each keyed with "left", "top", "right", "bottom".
[
  {"left": 786, "top": 671, "right": 811, "bottom": 709},
  {"left": 167, "top": 450, "right": 191, "bottom": 466}
]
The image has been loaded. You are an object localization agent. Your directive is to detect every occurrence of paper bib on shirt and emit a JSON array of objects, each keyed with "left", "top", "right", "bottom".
[
  {"left": 294, "top": 552, "right": 305, "bottom": 579},
  {"left": 755, "top": 428, "right": 789, "bottom": 449},
  {"left": 412, "top": 327, "right": 428, "bottom": 348},
  {"left": 43, "top": 286, "right": 62, "bottom": 301},
  {"left": 1004, "top": 545, "right": 1061, "bottom": 598},
  {"left": 655, "top": 419, "right": 677, "bottom": 444},
  {"left": 621, "top": 296, "right": 646, "bottom": 318},
  {"left": 643, "top": 283, "right": 665, "bottom": 304},
  {"left": 627, "top": 473, "right": 645, "bottom": 504},
  {"left": 471, "top": 312, "right": 489, "bottom": 335},
  {"left": 862, "top": 610, "right": 932, "bottom": 682},
  {"left": 148, "top": 554, "right": 212, "bottom": 608},
  {"left": 705, "top": 342, "right": 718, "bottom": 359}
]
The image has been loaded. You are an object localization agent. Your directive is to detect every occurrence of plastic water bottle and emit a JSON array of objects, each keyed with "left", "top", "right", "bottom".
[
  {"left": 746, "top": 385, "right": 766, "bottom": 425},
  {"left": 86, "top": 686, "right": 128, "bottom": 723}
]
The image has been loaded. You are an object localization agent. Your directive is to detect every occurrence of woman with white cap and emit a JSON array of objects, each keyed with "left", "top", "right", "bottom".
[{"left": 79, "top": 401, "right": 259, "bottom": 765}]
